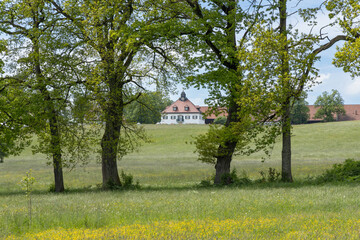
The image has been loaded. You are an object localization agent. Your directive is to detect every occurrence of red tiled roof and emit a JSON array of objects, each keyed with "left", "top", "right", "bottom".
[
  {"left": 162, "top": 100, "right": 228, "bottom": 119},
  {"left": 162, "top": 99, "right": 201, "bottom": 114},
  {"left": 308, "top": 104, "right": 360, "bottom": 121},
  {"left": 199, "top": 106, "right": 228, "bottom": 120}
]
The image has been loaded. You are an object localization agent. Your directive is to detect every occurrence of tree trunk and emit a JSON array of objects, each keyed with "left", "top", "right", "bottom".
[
  {"left": 279, "top": 0, "right": 293, "bottom": 182},
  {"left": 214, "top": 99, "right": 239, "bottom": 185},
  {"left": 53, "top": 155, "right": 64, "bottom": 192},
  {"left": 101, "top": 119, "right": 122, "bottom": 188},
  {"left": 101, "top": 80, "right": 123, "bottom": 188},
  {"left": 49, "top": 112, "right": 64, "bottom": 192},
  {"left": 281, "top": 103, "right": 293, "bottom": 182},
  {"left": 214, "top": 141, "right": 237, "bottom": 184}
]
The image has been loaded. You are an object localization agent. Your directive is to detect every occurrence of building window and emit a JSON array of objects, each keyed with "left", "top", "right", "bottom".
[
  {"left": 171, "top": 116, "right": 176, "bottom": 120},
  {"left": 185, "top": 116, "right": 190, "bottom": 119},
  {"left": 192, "top": 115, "right": 198, "bottom": 119},
  {"left": 356, "top": 110, "right": 358, "bottom": 115},
  {"left": 185, "top": 106, "right": 189, "bottom": 111},
  {"left": 173, "top": 106, "right": 178, "bottom": 111}
]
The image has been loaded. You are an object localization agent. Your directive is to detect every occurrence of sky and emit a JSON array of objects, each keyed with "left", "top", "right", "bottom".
[
  {"left": 174, "top": 46, "right": 360, "bottom": 106},
  {"left": 1, "top": 1, "right": 358, "bottom": 106},
  {"left": 169, "top": 1, "right": 360, "bottom": 106}
]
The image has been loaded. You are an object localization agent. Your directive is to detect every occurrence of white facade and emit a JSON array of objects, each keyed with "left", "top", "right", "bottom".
[
  {"left": 160, "top": 113, "right": 205, "bottom": 124},
  {"left": 160, "top": 91, "right": 210, "bottom": 124}
]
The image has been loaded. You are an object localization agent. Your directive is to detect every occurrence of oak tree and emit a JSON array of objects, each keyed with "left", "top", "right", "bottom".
[
  {"left": 0, "top": 0, "right": 94, "bottom": 192},
  {"left": 169, "top": 0, "right": 283, "bottom": 184},
  {"left": 243, "top": 0, "right": 354, "bottom": 181},
  {"left": 50, "top": 0, "right": 181, "bottom": 188}
]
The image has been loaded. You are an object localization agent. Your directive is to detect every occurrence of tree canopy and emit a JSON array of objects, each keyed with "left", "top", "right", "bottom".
[
  {"left": 315, "top": 90, "right": 346, "bottom": 122},
  {"left": 0, "top": 0, "right": 98, "bottom": 192},
  {"left": 124, "top": 92, "right": 172, "bottom": 124},
  {"left": 290, "top": 97, "right": 310, "bottom": 125},
  {"left": 49, "top": 0, "right": 181, "bottom": 188},
  {"left": 326, "top": 0, "right": 360, "bottom": 77}
]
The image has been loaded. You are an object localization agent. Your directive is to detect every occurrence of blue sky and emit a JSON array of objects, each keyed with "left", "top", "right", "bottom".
[
  {"left": 171, "top": 43, "right": 358, "bottom": 107},
  {"left": 170, "top": 1, "right": 360, "bottom": 106},
  {"left": 1, "top": 1, "right": 358, "bottom": 106}
]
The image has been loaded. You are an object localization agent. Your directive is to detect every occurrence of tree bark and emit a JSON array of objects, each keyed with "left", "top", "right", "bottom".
[
  {"left": 101, "top": 116, "right": 122, "bottom": 188},
  {"left": 279, "top": 0, "right": 293, "bottom": 182},
  {"left": 50, "top": 121, "right": 65, "bottom": 192},
  {"left": 281, "top": 103, "right": 293, "bottom": 182},
  {"left": 214, "top": 141, "right": 237, "bottom": 184},
  {"left": 39, "top": 75, "right": 65, "bottom": 193},
  {"left": 214, "top": 99, "right": 239, "bottom": 184},
  {"left": 101, "top": 71, "right": 123, "bottom": 188}
]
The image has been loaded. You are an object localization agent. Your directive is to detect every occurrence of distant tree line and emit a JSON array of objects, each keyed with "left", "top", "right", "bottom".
[
  {"left": 124, "top": 92, "right": 172, "bottom": 124},
  {"left": 290, "top": 90, "right": 346, "bottom": 125}
]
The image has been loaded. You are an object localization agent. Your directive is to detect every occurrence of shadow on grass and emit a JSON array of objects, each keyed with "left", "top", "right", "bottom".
[{"left": 1, "top": 180, "right": 360, "bottom": 197}]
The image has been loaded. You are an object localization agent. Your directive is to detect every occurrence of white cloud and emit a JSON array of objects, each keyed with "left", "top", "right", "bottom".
[
  {"left": 345, "top": 78, "right": 360, "bottom": 95},
  {"left": 312, "top": 73, "right": 331, "bottom": 87},
  {"left": 191, "top": 97, "right": 205, "bottom": 106}
]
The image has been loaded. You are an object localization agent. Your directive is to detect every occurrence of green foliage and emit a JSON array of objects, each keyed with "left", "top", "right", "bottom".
[
  {"left": 220, "top": 168, "right": 252, "bottom": 186},
  {"left": 199, "top": 179, "right": 212, "bottom": 187},
  {"left": 120, "top": 171, "right": 140, "bottom": 189},
  {"left": 49, "top": 0, "right": 182, "bottom": 187},
  {"left": 314, "top": 89, "right": 345, "bottom": 122},
  {"left": 0, "top": 0, "right": 99, "bottom": 192},
  {"left": 213, "top": 116, "right": 227, "bottom": 125},
  {"left": 317, "top": 159, "right": 360, "bottom": 182},
  {"left": 193, "top": 120, "right": 280, "bottom": 165},
  {"left": 258, "top": 168, "right": 282, "bottom": 183},
  {"left": 124, "top": 92, "right": 172, "bottom": 124},
  {"left": 290, "top": 95, "right": 310, "bottom": 124},
  {"left": 19, "top": 169, "right": 36, "bottom": 226},
  {"left": 19, "top": 169, "right": 36, "bottom": 197},
  {"left": 0, "top": 39, "right": 6, "bottom": 72},
  {"left": 106, "top": 171, "right": 140, "bottom": 190},
  {"left": 0, "top": 38, "right": 31, "bottom": 159},
  {"left": 48, "top": 183, "right": 56, "bottom": 193},
  {"left": 169, "top": 1, "right": 283, "bottom": 173},
  {"left": 326, "top": 0, "right": 360, "bottom": 77}
]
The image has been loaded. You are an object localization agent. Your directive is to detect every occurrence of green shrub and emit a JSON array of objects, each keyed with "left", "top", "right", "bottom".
[
  {"left": 104, "top": 171, "right": 140, "bottom": 190},
  {"left": 257, "top": 168, "right": 281, "bottom": 183},
  {"left": 220, "top": 168, "right": 252, "bottom": 186},
  {"left": 120, "top": 170, "right": 140, "bottom": 189},
  {"left": 317, "top": 159, "right": 360, "bottom": 182},
  {"left": 48, "top": 183, "right": 55, "bottom": 192},
  {"left": 214, "top": 116, "right": 227, "bottom": 125},
  {"left": 199, "top": 179, "right": 212, "bottom": 187}
]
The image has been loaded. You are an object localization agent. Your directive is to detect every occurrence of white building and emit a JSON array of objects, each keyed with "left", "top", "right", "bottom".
[
  {"left": 160, "top": 91, "right": 227, "bottom": 124},
  {"left": 160, "top": 91, "right": 205, "bottom": 124}
]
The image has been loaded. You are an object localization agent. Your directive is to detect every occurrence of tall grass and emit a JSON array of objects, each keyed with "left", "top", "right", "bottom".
[
  {"left": 1, "top": 121, "right": 360, "bottom": 238},
  {"left": 3, "top": 121, "right": 359, "bottom": 191}
]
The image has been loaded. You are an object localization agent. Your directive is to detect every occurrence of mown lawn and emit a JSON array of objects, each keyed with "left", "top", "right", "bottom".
[{"left": 1, "top": 121, "right": 360, "bottom": 239}]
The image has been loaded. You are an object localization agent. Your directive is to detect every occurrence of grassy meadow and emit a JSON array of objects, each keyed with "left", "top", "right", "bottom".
[{"left": 1, "top": 121, "right": 360, "bottom": 239}]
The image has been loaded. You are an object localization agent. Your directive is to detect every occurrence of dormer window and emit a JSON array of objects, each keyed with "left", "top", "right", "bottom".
[
  {"left": 173, "top": 106, "right": 178, "bottom": 111},
  {"left": 185, "top": 106, "right": 189, "bottom": 111}
]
